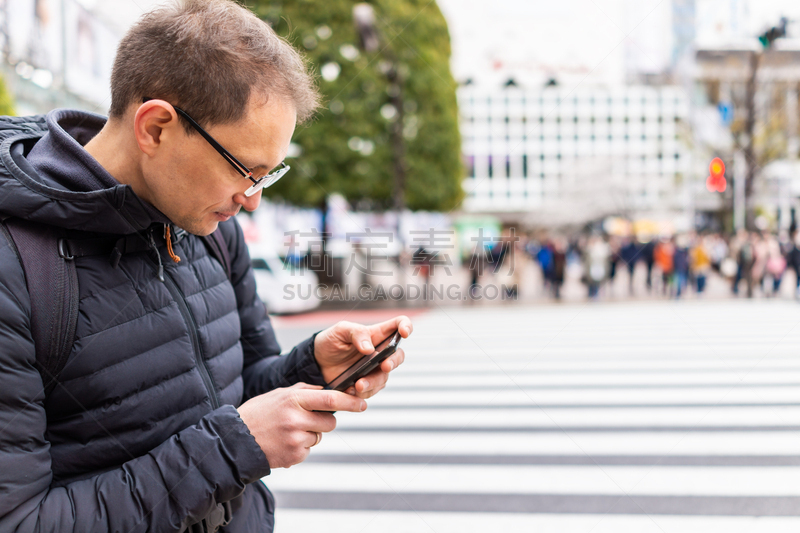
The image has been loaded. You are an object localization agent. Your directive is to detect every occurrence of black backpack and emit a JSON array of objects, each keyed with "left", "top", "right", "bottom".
[{"left": 0, "top": 219, "right": 232, "bottom": 397}]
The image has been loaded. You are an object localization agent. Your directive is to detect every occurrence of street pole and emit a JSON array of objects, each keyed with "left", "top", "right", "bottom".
[
  {"left": 741, "top": 18, "right": 789, "bottom": 230},
  {"left": 354, "top": 3, "right": 408, "bottom": 285},
  {"left": 743, "top": 50, "right": 760, "bottom": 231},
  {"left": 386, "top": 66, "right": 406, "bottom": 214},
  {"left": 353, "top": 3, "right": 406, "bottom": 216},
  {"left": 734, "top": 150, "right": 746, "bottom": 231}
]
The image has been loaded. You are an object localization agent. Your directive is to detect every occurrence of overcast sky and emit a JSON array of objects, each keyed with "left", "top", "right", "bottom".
[
  {"left": 92, "top": 0, "right": 800, "bottom": 90},
  {"left": 436, "top": 0, "right": 800, "bottom": 88}
]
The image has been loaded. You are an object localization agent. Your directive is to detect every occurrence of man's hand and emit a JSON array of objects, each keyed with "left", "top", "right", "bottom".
[
  {"left": 314, "top": 315, "right": 412, "bottom": 398},
  {"left": 236, "top": 383, "right": 366, "bottom": 469}
]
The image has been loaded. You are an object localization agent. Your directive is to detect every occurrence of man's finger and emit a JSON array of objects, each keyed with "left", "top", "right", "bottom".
[
  {"left": 296, "top": 389, "right": 367, "bottom": 413},
  {"left": 343, "top": 323, "right": 374, "bottom": 354},
  {"left": 291, "top": 383, "right": 323, "bottom": 390},
  {"left": 305, "top": 430, "right": 322, "bottom": 449},
  {"left": 355, "top": 369, "right": 387, "bottom": 394},
  {"left": 380, "top": 347, "right": 405, "bottom": 373},
  {"left": 306, "top": 411, "right": 338, "bottom": 434},
  {"left": 369, "top": 315, "right": 413, "bottom": 341}
]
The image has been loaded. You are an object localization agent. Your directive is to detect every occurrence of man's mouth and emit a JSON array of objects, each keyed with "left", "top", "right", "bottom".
[{"left": 215, "top": 211, "right": 239, "bottom": 221}]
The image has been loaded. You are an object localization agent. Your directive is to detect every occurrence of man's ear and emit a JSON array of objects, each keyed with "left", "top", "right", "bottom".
[{"left": 133, "top": 99, "right": 180, "bottom": 157}]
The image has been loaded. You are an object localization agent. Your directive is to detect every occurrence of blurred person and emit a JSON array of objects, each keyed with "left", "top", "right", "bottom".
[
  {"left": 639, "top": 236, "right": 656, "bottom": 292},
  {"left": 551, "top": 237, "right": 567, "bottom": 300},
  {"left": 779, "top": 229, "right": 793, "bottom": 257},
  {"left": 0, "top": 2, "right": 412, "bottom": 532},
  {"left": 497, "top": 250, "right": 520, "bottom": 300},
  {"left": 468, "top": 247, "right": 484, "bottom": 300},
  {"left": 708, "top": 233, "right": 729, "bottom": 273},
  {"left": 582, "top": 235, "right": 610, "bottom": 299},
  {"left": 412, "top": 244, "right": 431, "bottom": 281},
  {"left": 536, "top": 239, "right": 553, "bottom": 293},
  {"left": 752, "top": 232, "right": 769, "bottom": 295},
  {"left": 764, "top": 233, "right": 787, "bottom": 296},
  {"left": 491, "top": 235, "right": 508, "bottom": 272},
  {"left": 672, "top": 235, "right": 690, "bottom": 298},
  {"left": 619, "top": 236, "right": 639, "bottom": 296},
  {"left": 690, "top": 235, "right": 712, "bottom": 295},
  {"left": 654, "top": 236, "right": 675, "bottom": 295},
  {"left": 608, "top": 236, "right": 620, "bottom": 295},
  {"left": 736, "top": 232, "right": 756, "bottom": 298},
  {"left": 730, "top": 229, "right": 748, "bottom": 295},
  {"left": 789, "top": 231, "right": 800, "bottom": 298},
  {"left": 717, "top": 234, "right": 739, "bottom": 282}
]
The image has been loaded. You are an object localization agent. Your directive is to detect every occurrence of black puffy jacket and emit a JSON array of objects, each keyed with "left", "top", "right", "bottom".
[{"left": 0, "top": 110, "right": 325, "bottom": 532}]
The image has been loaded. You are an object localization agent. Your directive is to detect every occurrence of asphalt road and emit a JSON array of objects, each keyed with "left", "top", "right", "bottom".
[{"left": 265, "top": 300, "right": 800, "bottom": 532}]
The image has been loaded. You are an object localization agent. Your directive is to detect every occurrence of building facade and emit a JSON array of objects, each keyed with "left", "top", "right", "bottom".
[{"left": 459, "top": 86, "right": 691, "bottom": 226}]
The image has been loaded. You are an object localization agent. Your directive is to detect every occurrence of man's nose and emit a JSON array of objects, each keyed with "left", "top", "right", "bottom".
[{"left": 235, "top": 190, "right": 262, "bottom": 212}]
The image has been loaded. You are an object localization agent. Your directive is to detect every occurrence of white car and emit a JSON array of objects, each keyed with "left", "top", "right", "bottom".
[{"left": 251, "top": 255, "right": 321, "bottom": 315}]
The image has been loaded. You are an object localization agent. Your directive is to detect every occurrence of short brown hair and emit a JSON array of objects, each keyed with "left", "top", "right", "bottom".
[{"left": 109, "top": 0, "right": 320, "bottom": 128}]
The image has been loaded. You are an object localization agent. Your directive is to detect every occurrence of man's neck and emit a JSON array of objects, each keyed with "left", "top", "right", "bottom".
[{"left": 84, "top": 122, "right": 152, "bottom": 203}]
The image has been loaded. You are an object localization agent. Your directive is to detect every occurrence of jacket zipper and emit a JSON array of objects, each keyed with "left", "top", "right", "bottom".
[{"left": 160, "top": 262, "right": 221, "bottom": 410}]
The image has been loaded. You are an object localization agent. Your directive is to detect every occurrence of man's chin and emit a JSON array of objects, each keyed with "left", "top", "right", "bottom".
[
  {"left": 197, "top": 221, "right": 220, "bottom": 236},
  {"left": 176, "top": 218, "right": 219, "bottom": 237}
]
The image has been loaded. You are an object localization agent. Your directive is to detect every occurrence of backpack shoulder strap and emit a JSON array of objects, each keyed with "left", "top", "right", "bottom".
[
  {"left": 201, "top": 228, "right": 232, "bottom": 282},
  {"left": 1, "top": 219, "right": 79, "bottom": 397}
]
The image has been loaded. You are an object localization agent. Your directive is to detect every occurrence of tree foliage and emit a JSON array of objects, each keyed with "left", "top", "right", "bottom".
[
  {"left": 0, "top": 76, "right": 15, "bottom": 116},
  {"left": 253, "top": 0, "right": 463, "bottom": 212}
]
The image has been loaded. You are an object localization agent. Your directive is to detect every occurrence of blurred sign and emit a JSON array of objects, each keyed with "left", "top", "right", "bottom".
[
  {"left": 453, "top": 216, "right": 501, "bottom": 257},
  {"left": 602, "top": 217, "right": 632, "bottom": 237},
  {"left": 717, "top": 101, "right": 733, "bottom": 126}
]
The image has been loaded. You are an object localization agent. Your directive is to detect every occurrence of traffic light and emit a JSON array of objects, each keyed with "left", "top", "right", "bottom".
[
  {"left": 758, "top": 18, "right": 788, "bottom": 49},
  {"left": 706, "top": 157, "right": 726, "bottom": 193}
]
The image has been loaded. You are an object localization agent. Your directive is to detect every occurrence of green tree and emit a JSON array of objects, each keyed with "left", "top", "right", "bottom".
[
  {"left": 253, "top": 0, "right": 463, "bottom": 212},
  {"left": 0, "top": 75, "right": 15, "bottom": 116}
]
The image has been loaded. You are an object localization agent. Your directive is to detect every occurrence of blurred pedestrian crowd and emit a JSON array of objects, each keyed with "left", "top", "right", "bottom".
[{"left": 522, "top": 229, "right": 800, "bottom": 301}]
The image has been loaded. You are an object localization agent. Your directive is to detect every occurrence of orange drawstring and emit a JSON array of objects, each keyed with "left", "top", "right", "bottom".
[{"left": 164, "top": 225, "right": 181, "bottom": 263}]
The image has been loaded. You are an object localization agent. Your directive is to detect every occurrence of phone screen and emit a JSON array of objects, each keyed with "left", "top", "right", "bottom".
[{"left": 324, "top": 330, "right": 401, "bottom": 392}]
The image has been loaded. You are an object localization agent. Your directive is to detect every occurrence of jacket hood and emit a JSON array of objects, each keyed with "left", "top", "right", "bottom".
[{"left": 0, "top": 109, "right": 169, "bottom": 234}]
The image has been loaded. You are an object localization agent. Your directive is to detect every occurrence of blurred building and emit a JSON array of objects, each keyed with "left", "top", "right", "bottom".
[
  {"left": 672, "top": 0, "right": 696, "bottom": 67},
  {"left": 0, "top": 0, "right": 161, "bottom": 115},
  {"left": 458, "top": 85, "right": 691, "bottom": 227},
  {"left": 692, "top": 47, "right": 800, "bottom": 229}
]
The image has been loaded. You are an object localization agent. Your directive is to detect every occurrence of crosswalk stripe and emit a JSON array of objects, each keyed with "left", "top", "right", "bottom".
[
  {"left": 274, "top": 509, "right": 800, "bottom": 533},
  {"left": 266, "top": 301, "right": 800, "bottom": 529},
  {"left": 305, "top": 453, "right": 800, "bottom": 466},
  {"left": 268, "top": 464, "right": 800, "bottom": 496},
  {"left": 274, "top": 491, "right": 800, "bottom": 516}
]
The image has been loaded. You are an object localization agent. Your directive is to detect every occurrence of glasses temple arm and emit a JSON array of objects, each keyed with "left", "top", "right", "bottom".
[{"left": 170, "top": 107, "right": 252, "bottom": 178}]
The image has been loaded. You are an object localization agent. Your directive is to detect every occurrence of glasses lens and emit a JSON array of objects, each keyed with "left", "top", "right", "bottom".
[{"left": 244, "top": 164, "right": 290, "bottom": 197}]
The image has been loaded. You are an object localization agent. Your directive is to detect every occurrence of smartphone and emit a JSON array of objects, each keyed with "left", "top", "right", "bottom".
[{"left": 323, "top": 330, "right": 402, "bottom": 392}]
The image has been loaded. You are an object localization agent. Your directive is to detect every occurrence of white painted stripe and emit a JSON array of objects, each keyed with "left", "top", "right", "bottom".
[
  {"left": 393, "top": 361, "right": 800, "bottom": 372},
  {"left": 333, "top": 406, "right": 800, "bottom": 428},
  {"left": 311, "top": 430, "right": 800, "bottom": 456},
  {"left": 274, "top": 509, "right": 800, "bottom": 533},
  {"left": 385, "top": 372, "right": 800, "bottom": 386},
  {"left": 265, "top": 463, "right": 800, "bottom": 496},
  {"left": 366, "top": 387, "right": 800, "bottom": 406}
]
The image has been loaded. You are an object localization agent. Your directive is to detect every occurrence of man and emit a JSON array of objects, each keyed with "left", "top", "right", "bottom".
[{"left": 0, "top": 1, "right": 411, "bottom": 531}]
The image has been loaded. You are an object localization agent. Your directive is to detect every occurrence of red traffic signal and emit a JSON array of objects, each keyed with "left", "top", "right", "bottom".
[{"left": 706, "top": 157, "right": 726, "bottom": 192}]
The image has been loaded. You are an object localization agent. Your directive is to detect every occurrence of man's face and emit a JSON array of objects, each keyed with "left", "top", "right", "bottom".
[{"left": 144, "top": 96, "right": 297, "bottom": 236}]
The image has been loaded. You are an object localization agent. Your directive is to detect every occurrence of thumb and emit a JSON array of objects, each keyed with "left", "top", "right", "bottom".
[{"left": 290, "top": 382, "right": 323, "bottom": 390}]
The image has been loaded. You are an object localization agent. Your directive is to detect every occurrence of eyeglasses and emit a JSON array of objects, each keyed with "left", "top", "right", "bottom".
[{"left": 142, "top": 97, "right": 290, "bottom": 197}]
